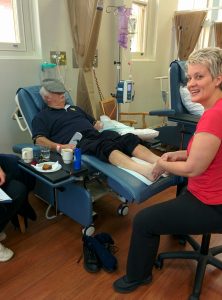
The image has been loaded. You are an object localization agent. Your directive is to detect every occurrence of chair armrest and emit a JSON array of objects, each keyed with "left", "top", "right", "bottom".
[
  {"left": 149, "top": 109, "right": 175, "bottom": 116},
  {"left": 120, "top": 112, "right": 149, "bottom": 116},
  {"left": 120, "top": 119, "right": 137, "bottom": 127},
  {"left": 120, "top": 112, "right": 149, "bottom": 128},
  {"left": 11, "top": 106, "right": 28, "bottom": 132},
  {"left": 169, "top": 113, "right": 200, "bottom": 125}
]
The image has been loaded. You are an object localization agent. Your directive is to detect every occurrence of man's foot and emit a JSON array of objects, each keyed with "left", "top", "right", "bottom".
[
  {"left": 0, "top": 243, "right": 14, "bottom": 262},
  {"left": 144, "top": 163, "right": 162, "bottom": 182},
  {"left": 113, "top": 275, "right": 152, "bottom": 293},
  {"left": 0, "top": 232, "right": 6, "bottom": 242},
  {"left": 137, "top": 162, "right": 158, "bottom": 182}
]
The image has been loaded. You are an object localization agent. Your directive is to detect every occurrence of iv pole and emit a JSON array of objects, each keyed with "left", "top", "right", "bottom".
[
  {"left": 154, "top": 76, "right": 168, "bottom": 126},
  {"left": 114, "top": 45, "right": 121, "bottom": 121},
  {"left": 107, "top": 5, "right": 132, "bottom": 122}
]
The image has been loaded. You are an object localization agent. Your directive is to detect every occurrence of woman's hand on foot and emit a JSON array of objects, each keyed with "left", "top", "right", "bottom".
[{"left": 151, "top": 162, "right": 165, "bottom": 181}]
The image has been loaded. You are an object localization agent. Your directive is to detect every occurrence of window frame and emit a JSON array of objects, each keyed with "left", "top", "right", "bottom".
[
  {"left": 131, "top": 0, "right": 158, "bottom": 61},
  {"left": 0, "top": 0, "right": 41, "bottom": 58}
]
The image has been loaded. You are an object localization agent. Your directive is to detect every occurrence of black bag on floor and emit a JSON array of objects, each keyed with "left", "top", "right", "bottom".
[{"left": 83, "top": 232, "right": 118, "bottom": 272}]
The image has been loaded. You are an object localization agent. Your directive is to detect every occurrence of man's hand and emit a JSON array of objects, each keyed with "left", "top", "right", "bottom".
[
  {"left": 94, "top": 120, "right": 104, "bottom": 131},
  {"left": 0, "top": 167, "right": 6, "bottom": 186}
]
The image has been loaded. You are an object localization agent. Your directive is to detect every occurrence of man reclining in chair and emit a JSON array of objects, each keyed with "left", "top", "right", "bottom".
[{"left": 32, "top": 79, "right": 164, "bottom": 182}]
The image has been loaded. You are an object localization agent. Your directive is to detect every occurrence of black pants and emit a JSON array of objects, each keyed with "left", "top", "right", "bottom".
[
  {"left": 126, "top": 189, "right": 222, "bottom": 281},
  {"left": 78, "top": 130, "right": 141, "bottom": 162},
  {"left": 0, "top": 154, "right": 35, "bottom": 232},
  {"left": 0, "top": 154, "right": 35, "bottom": 190},
  {"left": 0, "top": 179, "right": 27, "bottom": 232}
]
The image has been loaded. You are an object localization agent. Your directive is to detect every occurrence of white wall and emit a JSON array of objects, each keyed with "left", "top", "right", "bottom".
[
  {"left": 38, "top": 0, "right": 78, "bottom": 97},
  {"left": 94, "top": 0, "right": 122, "bottom": 106}
]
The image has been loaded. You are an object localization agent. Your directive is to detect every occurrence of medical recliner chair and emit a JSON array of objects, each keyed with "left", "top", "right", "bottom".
[
  {"left": 12, "top": 85, "right": 182, "bottom": 235},
  {"left": 150, "top": 60, "right": 200, "bottom": 150}
]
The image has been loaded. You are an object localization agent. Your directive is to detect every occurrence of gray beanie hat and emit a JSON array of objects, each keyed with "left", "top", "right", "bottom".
[{"left": 42, "top": 79, "right": 66, "bottom": 93}]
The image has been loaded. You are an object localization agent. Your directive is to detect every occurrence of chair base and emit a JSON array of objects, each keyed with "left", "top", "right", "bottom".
[{"left": 155, "top": 234, "right": 222, "bottom": 300}]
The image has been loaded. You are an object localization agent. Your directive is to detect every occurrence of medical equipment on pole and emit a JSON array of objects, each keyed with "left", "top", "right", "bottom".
[{"left": 116, "top": 80, "right": 134, "bottom": 103}]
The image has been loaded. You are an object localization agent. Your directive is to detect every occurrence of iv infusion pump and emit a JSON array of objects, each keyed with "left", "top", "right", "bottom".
[{"left": 116, "top": 80, "right": 134, "bottom": 103}]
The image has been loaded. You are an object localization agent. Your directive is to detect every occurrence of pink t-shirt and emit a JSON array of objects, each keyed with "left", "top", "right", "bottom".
[{"left": 187, "top": 98, "right": 222, "bottom": 205}]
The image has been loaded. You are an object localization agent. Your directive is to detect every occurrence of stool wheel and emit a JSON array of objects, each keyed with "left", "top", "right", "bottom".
[
  {"left": 117, "top": 204, "right": 129, "bottom": 216},
  {"left": 155, "top": 257, "right": 163, "bottom": 269},
  {"left": 173, "top": 234, "right": 187, "bottom": 245},
  {"left": 82, "top": 225, "right": 95, "bottom": 236}
]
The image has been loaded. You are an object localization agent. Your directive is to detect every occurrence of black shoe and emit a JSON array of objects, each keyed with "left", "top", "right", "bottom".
[
  {"left": 113, "top": 275, "right": 152, "bottom": 293},
  {"left": 83, "top": 244, "right": 101, "bottom": 273}
]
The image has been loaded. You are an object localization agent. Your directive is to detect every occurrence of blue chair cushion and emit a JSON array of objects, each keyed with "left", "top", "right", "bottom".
[{"left": 12, "top": 143, "right": 41, "bottom": 157}]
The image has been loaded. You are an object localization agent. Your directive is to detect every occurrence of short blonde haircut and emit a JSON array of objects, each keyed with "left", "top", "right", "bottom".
[{"left": 187, "top": 47, "right": 222, "bottom": 90}]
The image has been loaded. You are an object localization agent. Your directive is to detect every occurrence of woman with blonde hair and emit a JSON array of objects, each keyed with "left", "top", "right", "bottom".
[{"left": 113, "top": 47, "right": 222, "bottom": 293}]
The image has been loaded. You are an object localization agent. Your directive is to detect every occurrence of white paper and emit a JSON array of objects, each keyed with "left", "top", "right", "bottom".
[
  {"left": 32, "top": 161, "right": 61, "bottom": 173},
  {"left": 0, "top": 187, "right": 12, "bottom": 202}
]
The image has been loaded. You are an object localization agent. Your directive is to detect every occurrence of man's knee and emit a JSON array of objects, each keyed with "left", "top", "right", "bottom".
[
  {"left": 131, "top": 144, "right": 140, "bottom": 155},
  {"left": 108, "top": 149, "right": 120, "bottom": 163}
]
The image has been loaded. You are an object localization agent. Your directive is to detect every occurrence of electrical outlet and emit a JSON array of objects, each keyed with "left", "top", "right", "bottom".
[{"left": 50, "top": 51, "right": 67, "bottom": 65}]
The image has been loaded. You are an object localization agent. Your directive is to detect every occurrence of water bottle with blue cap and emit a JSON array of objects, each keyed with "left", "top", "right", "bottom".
[{"left": 73, "top": 148, "right": 81, "bottom": 170}]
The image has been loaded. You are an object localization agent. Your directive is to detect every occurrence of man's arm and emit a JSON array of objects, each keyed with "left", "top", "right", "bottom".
[
  {"left": 32, "top": 111, "right": 76, "bottom": 152},
  {"left": 35, "top": 136, "right": 76, "bottom": 152},
  {"left": 76, "top": 106, "right": 103, "bottom": 130}
]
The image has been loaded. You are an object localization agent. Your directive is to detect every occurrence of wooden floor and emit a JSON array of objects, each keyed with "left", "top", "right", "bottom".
[{"left": 1, "top": 187, "right": 222, "bottom": 300}]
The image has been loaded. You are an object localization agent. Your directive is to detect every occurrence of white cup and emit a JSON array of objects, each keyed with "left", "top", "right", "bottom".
[
  {"left": 22, "top": 147, "right": 33, "bottom": 163},
  {"left": 61, "top": 148, "right": 73, "bottom": 164}
]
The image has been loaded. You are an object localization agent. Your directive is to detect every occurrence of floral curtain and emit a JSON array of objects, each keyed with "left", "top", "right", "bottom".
[{"left": 67, "top": 0, "right": 103, "bottom": 117}]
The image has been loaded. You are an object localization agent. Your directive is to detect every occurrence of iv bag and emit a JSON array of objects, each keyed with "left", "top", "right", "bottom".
[{"left": 117, "top": 6, "right": 132, "bottom": 49}]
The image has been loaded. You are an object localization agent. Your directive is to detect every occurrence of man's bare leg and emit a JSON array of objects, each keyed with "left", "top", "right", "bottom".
[
  {"left": 108, "top": 150, "right": 157, "bottom": 181},
  {"left": 132, "top": 144, "right": 160, "bottom": 163}
]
